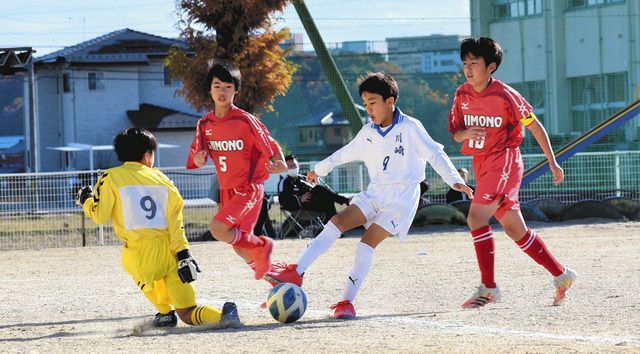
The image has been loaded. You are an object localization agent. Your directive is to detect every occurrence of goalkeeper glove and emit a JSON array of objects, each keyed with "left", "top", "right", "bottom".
[
  {"left": 76, "top": 186, "right": 94, "bottom": 206},
  {"left": 177, "top": 249, "right": 201, "bottom": 283}
]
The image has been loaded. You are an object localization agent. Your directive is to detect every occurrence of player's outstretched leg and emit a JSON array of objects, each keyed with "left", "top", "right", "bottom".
[
  {"left": 264, "top": 221, "right": 342, "bottom": 286},
  {"left": 553, "top": 268, "right": 577, "bottom": 306},
  {"left": 461, "top": 284, "right": 502, "bottom": 309}
]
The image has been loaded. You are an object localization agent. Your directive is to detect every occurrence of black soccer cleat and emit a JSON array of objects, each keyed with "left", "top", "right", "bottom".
[
  {"left": 220, "top": 302, "right": 240, "bottom": 327},
  {"left": 152, "top": 310, "right": 177, "bottom": 327}
]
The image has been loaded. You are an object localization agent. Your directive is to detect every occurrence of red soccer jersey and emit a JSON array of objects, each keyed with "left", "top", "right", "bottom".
[
  {"left": 186, "top": 105, "right": 280, "bottom": 190},
  {"left": 448, "top": 78, "right": 534, "bottom": 156}
]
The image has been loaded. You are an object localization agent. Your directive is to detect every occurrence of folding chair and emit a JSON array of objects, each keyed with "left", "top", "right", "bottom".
[{"left": 279, "top": 207, "right": 325, "bottom": 239}]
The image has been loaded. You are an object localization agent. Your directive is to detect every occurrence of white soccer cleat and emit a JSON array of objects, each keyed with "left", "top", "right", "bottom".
[
  {"left": 461, "top": 284, "right": 502, "bottom": 309},
  {"left": 553, "top": 268, "right": 577, "bottom": 306}
]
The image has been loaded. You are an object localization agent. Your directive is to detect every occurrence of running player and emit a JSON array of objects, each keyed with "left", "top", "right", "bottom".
[
  {"left": 78, "top": 128, "right": 239, "bottom": 328},
  {"left": 187, "top": 61, "right": 286, "bottom": 281},
  {"left": 448, "top": 37, "right": 576, "bottom": 308},
  {"left": 265, "top": 72, "right": 474, "bottom": 319}
]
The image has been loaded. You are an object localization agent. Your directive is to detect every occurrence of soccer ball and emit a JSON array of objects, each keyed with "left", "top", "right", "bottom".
[{"left": 266, "top": 282, "right": 307, "bottom": 323}]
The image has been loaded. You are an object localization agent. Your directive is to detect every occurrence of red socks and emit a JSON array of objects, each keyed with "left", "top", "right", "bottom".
[
  {"left": 516, "top": 229, "right": 564, "bottom": 277},
  {"left": 470, "top": 226, "right": 496, "bottom": 288},
  {"left": 229, "top": 228, "right": 264, "bottom": 249}
]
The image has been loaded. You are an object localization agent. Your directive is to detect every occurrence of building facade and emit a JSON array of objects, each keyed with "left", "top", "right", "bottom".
[
  {"left": 386, "top": 34, "right": 465, "bottom": 74},
  {"left": 34, "top": 29, "right": 200, "bottom": 171},
  {"left": 469, "top": 0, "right": 639, "bottom": 145}
]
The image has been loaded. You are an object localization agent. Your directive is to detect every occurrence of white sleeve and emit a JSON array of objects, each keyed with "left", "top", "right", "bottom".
[
  {"left": 314, "top": 127, "right": 365, "bottom": 176},
  {"left": 410, "top": 121, "right": 464, "bottom": 187}
]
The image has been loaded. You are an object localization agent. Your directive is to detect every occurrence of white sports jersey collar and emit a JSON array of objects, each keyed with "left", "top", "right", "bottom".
[{"left": 371, "top": 107, "right": 405, "bottom": 137}]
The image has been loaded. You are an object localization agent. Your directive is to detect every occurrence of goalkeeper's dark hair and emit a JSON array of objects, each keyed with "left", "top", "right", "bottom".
[
  {"left": 113, "top": 128, "right": 157, "bottom": 162},
  {"left": 460, "top": 37, "right": 503, "bottom": 74},
  {"left": 357, "top": 72, "right": 399, "bottom": 102},
  {"left": 205, "top": 61, "right": 242, "bottom": 91}
]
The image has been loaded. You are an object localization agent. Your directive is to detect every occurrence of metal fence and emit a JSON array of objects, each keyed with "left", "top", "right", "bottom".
[{"left": 1, "top": 151, "right": 639, "bottom": 250}]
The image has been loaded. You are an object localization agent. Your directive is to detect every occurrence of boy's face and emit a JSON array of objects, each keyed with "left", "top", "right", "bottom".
[
  {"left": 210, "top": 77, "right": 237, "bottom": 108},
  {"left": 462, "top": 54, "right": 496, "bottom": 89},
  {"left": 361, "top": 91, "right": 394, "bottom": 125}
]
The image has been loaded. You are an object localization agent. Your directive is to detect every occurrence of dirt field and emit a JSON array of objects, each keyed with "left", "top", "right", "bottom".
[{"left": 1, "top": 219, "right": 639, "bottom": 353}]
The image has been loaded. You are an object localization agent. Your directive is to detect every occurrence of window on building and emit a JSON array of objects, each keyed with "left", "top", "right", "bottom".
[
  {"left": 62, "top": 73, "right": 71, "bottom": 93},
  {"left": 88, "top": 72, "right": 105, "bottom": 91},
  {"left": 299, "top": 127, "right": 321, "bottom": 147},
  {"left": 494, "top": 0, "right": 542, "bottom": 19},
  {"left": 569, "top": 0, "right": 624, "bottom": 8},
  {"left": 569, "top": 72, "right": 628, "bottom": 133},
  {"left": 163, "top": 66, "right": 173, "bottom": 86}
]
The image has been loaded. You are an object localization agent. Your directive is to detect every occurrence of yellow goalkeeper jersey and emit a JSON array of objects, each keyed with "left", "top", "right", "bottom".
[{"left": 82, "top": 161, "right": 188, "bottom": 254}]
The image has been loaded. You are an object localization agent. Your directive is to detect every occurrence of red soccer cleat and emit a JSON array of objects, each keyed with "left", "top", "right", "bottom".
[
  {"left": 330, "top": 300, "right": 356, "bottom": 320},
  {"left": 250, "top": 236, "right": 274, "bottom": 280},
  {"left": 263, "top": 262, "right": 304, "bottom": 287}
]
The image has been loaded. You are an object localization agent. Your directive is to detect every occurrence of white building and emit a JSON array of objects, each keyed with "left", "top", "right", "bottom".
[
  {"left": 34, "top": 29, "right": 201, "bottom": 171},
  {"left": 386, "top": 34, "right": 465, "bottom": 74},
  {"left": 469, "top": 0, "right": 639, "bottom": 141}
]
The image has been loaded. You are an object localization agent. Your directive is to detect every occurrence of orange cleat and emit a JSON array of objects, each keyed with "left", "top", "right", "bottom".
[
  {"left": 264, "top": 262, "right": 304, "bottom": 287},
  {"left": 330, "top": 300, "right": 356, "bottom": 319}
]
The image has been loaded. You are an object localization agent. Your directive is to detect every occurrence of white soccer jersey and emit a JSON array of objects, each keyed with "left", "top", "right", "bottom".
[{"left": 315, "top": 108, "right": 464, "bottom": 188}]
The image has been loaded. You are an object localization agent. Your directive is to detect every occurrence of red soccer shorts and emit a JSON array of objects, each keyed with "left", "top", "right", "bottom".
[
  {"left": 214, "top": 183, "right": 264, "bottom": 232},
  {"left": 471, "top": 147, "right": 524, "bottom": 220}
]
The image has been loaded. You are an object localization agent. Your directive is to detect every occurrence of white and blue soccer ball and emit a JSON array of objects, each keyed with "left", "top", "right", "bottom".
[{"left": 267, "top": 282, "right": 307, "bottom": 323}]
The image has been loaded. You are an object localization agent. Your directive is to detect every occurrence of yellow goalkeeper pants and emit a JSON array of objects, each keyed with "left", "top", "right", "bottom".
[{"left": 122, "top": 236, "right": 196, "bottom": 312}]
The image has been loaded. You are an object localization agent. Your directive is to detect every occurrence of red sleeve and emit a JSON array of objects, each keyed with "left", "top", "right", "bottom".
[
  {"left": 246, "top": 114, "right": 276, "bottom": 158},
  {"left": 502, "top": 85, "right": 533, "bottom": 124},
  {"left": 448, "top": 89, "right": 465, "bottom": 135},
  {"left": 186, "top": 117, "right": 208, "bottom": 169}
]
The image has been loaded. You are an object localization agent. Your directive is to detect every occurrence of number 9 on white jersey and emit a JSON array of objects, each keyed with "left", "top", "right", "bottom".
[{"left": 119, "top": 185, "right": 168, "bottom": 230}]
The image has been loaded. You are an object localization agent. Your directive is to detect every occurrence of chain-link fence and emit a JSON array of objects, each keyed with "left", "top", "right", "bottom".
[{"left": 1, "top": 150, "right": 638, "bottom": 250}]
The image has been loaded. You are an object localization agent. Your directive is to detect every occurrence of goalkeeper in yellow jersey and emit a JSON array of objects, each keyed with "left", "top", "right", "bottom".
[{"left": 77, "top": 127, "right": 239, "bottom": 328}]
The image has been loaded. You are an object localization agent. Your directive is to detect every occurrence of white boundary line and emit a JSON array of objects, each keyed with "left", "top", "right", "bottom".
[{"left": 224, "top": 299, "right": 640, "bottom": 347}]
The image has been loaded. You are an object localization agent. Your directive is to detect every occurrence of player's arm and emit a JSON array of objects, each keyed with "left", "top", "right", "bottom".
[
  {"left": 412, "top": 122, "right": 473, "bottom": 199},
  {"left": 165, "top": 185, "right": 201, "bottom": 283},
  {"left": 167, "top": 188, "right": 189, "bottom": 254},
  {"left": 249, "top": 116, "right": 286, "bottom": 173},
  {"left": 186, "top": 119, "right": 209, "bottom": 169},
  {"left": 525, "top": 115, "right": 564, "bottom": 185},
  {"left": 313, "top": 128, "right": 365, "bottom": 178},
  {"left": 448, "top": 92, "right": 486, "bottom": 143},
  {"left": 80, "top": 172, "right": 115, "bottom": 224},
  {"left": 267, "top": 137, "right": 287, "bottom": 174}
]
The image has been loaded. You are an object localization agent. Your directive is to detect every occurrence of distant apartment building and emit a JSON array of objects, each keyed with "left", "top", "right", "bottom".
[
  {"left": 386, "top": 34, "right": 465, "bottom": 74},
  {"left": 470, "top": 0, "right": 639, "bottom": 142}
]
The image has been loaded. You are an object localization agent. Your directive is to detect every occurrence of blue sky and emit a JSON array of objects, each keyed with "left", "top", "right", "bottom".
[{"left": 0, "top": 0, "right": 470, "bottom": 56}]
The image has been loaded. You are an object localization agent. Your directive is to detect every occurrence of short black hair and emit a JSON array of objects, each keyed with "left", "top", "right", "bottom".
[
  {"left": 113, "top": 128, "right": 157, "bottom": 162},
  {"left": 205, "top": 61, "right": 242, "bottom": 91},
  {"left": 357, "top": 72, "right": 399, "bottom": 102},
  {"left": 285, "top": 154, "right": 296, "bottom": 161},
  {"left": 460, "top": 37, "right": 503, "bottom": 74}
]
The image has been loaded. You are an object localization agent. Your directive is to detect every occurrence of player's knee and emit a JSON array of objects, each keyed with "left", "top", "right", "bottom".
[
  {"left": 466, "top": 212, "right": 487, "bottom": 230},
  {"left": 209, "top": 220, "right": 229, "bottom": 239}
]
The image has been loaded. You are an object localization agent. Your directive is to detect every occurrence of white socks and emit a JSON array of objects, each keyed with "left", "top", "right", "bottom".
[
  {"left": 296, "top": 221, "right": 341, "bottom": 275},
  {"left": 342, "top": 242, "right": 374, "bottom": 302}
]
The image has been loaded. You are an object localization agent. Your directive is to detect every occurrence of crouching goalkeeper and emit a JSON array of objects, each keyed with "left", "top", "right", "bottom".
[{"left": 77, "top": 127, "right": 239, "bottom": 328}]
